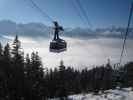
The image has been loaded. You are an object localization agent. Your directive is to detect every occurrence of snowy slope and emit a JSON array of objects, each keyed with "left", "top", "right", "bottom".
[
  {"left": 49, "top": 88, "right": 133, "bottom": 100},
  {"left": 68, "top": 88, "right": 133, "bottom": 100}
]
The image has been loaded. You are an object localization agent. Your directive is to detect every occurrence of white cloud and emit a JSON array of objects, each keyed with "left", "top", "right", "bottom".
[
  {"left": 18, "top": 37, "right": 133, "bottom": 69},
  {"left": 1, "top": 35, "right": 133, "bottom": 69}
]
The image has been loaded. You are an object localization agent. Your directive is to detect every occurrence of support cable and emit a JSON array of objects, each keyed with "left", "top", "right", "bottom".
[
  {"left": 119, "top": 2, "right": 133, "bottom": 65},
  {"left": 29, "top": 0, "right": 54, "bottom": 22}
]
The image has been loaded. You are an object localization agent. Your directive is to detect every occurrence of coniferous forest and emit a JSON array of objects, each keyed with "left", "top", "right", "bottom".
[{"left": 0, "top": 35, "right": 133, "bottom": 100}]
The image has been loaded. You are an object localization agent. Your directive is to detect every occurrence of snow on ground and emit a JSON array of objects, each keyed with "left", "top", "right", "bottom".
[
  {"left": 68, "top": 88, "right": 133, "bottom": 100},
  {"left": 49, "top": 88, "right": 133, "bottom": 100}
]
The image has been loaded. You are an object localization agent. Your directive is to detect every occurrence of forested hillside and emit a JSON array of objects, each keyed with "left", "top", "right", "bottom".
[{"left": 0, "top": 35, "right": 133, "bottom": 100}]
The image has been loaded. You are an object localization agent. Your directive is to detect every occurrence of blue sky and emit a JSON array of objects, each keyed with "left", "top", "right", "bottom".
[{"left": 0, "top": 0, "right": 132, "bottom": 28}]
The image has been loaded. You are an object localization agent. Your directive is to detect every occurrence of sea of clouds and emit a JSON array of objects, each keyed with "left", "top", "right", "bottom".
[{"left": 1, "top": 35, "right": 133, "bottom": 70}]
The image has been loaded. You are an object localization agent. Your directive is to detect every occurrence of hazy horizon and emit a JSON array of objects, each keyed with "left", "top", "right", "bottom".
[{"left": 1, "top": 35, "right": 133, "bottom": 70}]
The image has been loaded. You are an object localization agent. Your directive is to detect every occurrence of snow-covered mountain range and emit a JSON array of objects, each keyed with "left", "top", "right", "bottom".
[{"left": 0, "top": 20, "right": 133, "bottom": 39}]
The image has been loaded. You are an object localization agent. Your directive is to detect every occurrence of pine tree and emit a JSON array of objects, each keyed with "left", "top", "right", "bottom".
[
  {"left": 2, "top": 43, "right": 12, "bottom": 100},
  {"left": 58, "top": 60, "right": 67, "bottom": 99},
  {"left": 59, "top": 60, "right": 65, "bottom": 73},
  {"left": 104, "top": 59, "right": 113, "bottom": 89},
  {"left": 0, "top": 43, "right": 8, "bottom": 100},
  {"left": 123, "top": 62, "right": 133, "bottom": 87},
  {"left": 27, "top": 52, "right": 44, "bottom": 99},
  {"left": 3, "top": 43, "right": 11, "bottom": 78},
  {"left": 30, "top": 52, "right": 44, "bottom": 79},
  {"left": 24, "top": 54, "right": 31, "bottom": 77},
  {"left": 12, "top": 35, "right": 23, "bottom": 59},
  {"left": 11, "top": 35, "right": 25, "bottom": 99},
  {"left": 3, "top": 43, "right": 11, "bottom": 61},
  {"left": 11, "top": 35, "right": 24, "bottom": 72},
  {"left": 0, "top": 42, "right": 3, "bottom": 59}
]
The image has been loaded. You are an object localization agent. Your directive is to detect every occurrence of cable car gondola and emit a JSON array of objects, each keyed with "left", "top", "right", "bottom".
[{"left": 49, "top": 21, "right": 67, "bottom": 53}]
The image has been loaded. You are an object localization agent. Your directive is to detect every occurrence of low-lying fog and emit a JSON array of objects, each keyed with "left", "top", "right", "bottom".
[{"left": 1, "top": 35, "right": 133, "bottom": 70}]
